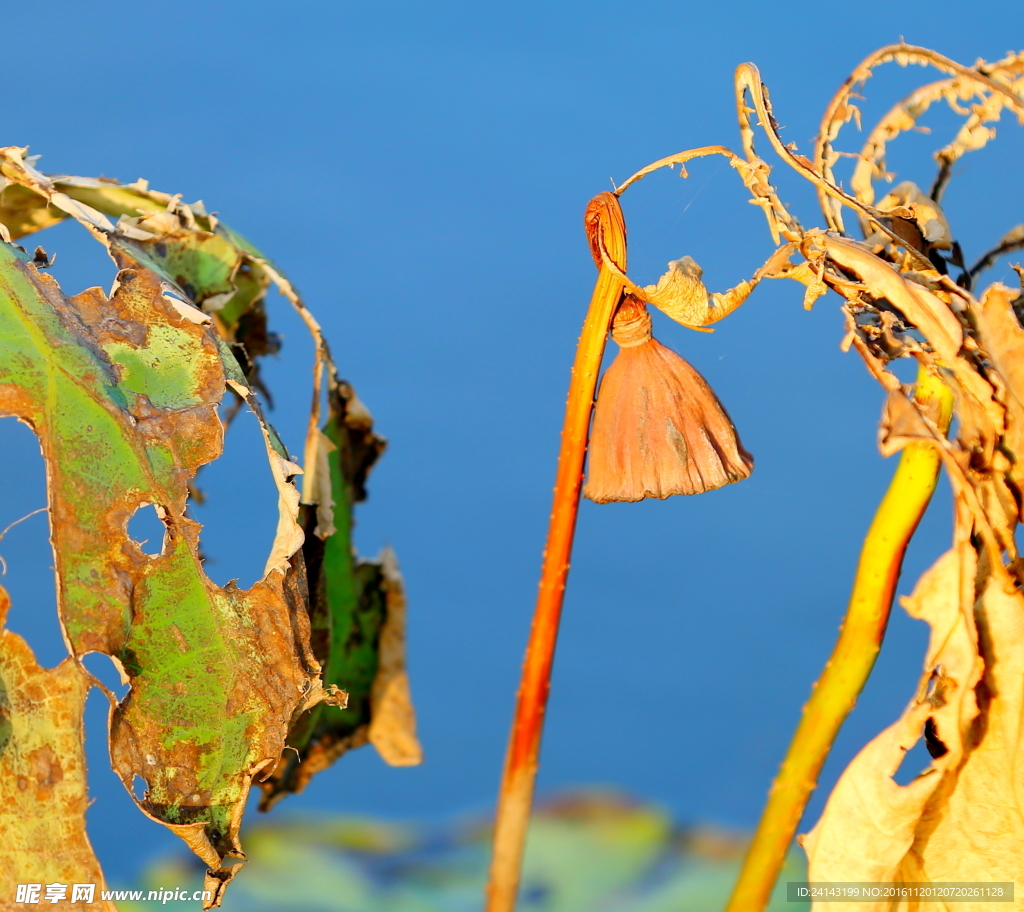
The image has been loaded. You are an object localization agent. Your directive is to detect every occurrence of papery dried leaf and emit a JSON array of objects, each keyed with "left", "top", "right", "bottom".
[
  {"left": 814, "top": 45, "right": 1024, "bottom": 231},
  {"left": 816, "top": 236, "right": 1013, "bottom": 551},
  {"left": 801, "top": 546, "right": 984, "bottom": 908},
  {"left": 0, "top": 149, "right": 280, "bottom": 406},
  {"left": 257, "top": 548, "right": 421, "bottom": 806},
  {"left": 878, "top": 376, "right": 954, "bottom": 459},
  {"left": 804, "top": 232, "right": 963, "bottom": 361},
  {"left": 584, "top": 299, "right": 752, "bottom": 502},
  {"left": 974, "top": 282, "right": 1024, "bottom": 513},
  {"left": 730, "top": 157, "right": 788, "bottom": 244},
  {"left": 879, "top": 389, "right": 936, "bottom": 458},
  {"left": 303, "top": 429, "right": 339, "bottom": 539},
  {"left": 779, "top": 259, "right": 828, "bottom": 311},
  {"left": 894, "top": 569, "right": 1024, "bottom": 889},
  {"left": 850, "top": 83, "right": 957, "bottom": 208},
  {"left": 846, "top": 58, "right": 1024, "bottom": 218},
  {"left": 0, "top": 588, "right": 116, "bottom": 912},
  {"left": 367, "top": 549, "right": 422, "bottom": 767},
  {"left": 934, "top": 88, "right": 1012, "bottom": 181},
  {"left": 977, "top": 281, "right": 1024, "bottom": 407},
  {"left": 0, "top": 179, "right": 65, "bottom": 238}
]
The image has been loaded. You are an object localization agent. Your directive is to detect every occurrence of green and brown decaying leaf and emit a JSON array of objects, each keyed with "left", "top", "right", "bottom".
[
  {"left": 258, "top": 380, "right": 421, "bottom": 808},
  {"left": 0, "top": 146, "right": 419, "bottom": 907}
]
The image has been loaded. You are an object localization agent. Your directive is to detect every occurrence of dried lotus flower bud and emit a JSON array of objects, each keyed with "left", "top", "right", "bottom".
[{"left": 583, "top": 296, "right": 753, "bottom": 502}]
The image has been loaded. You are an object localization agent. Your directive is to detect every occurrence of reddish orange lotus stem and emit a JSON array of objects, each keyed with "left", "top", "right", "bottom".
[{"left": 484, "top": 193, "right": 627, "bottom": 912}]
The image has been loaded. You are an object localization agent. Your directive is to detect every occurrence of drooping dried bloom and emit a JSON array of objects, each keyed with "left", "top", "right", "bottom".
[{"left": 583, "top": 296, "right": 753, "bottom": 502}]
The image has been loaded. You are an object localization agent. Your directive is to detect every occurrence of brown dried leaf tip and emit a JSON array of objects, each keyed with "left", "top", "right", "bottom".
[{"left": 583, "top": 296, "right": 753, "bottom": 502}]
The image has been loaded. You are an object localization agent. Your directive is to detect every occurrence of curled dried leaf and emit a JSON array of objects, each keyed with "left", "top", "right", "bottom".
[
  {"left": 367, "top": 549, "right": 422, "bottom": 766},
  {"left": 641, "top": 256, "right": 755, "bottom": 329},
  {"left": 814, "top": 45, "right": 1024, "bottom": 231}
]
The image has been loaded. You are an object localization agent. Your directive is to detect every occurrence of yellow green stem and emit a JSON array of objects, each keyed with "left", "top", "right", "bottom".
[{"left": 725, "top": 364, "right": 954, "bottom": 912}]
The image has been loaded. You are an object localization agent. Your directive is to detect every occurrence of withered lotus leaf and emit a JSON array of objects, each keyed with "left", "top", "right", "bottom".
[
  {"left": 798, "top": 269, "right": 1024, "bottom": 900},
  {"left": 584, "top": 296, "right": 753, "bottom": 502},
  {"left": 259, "top": 384, "right": 421, "bottom": 808},
  {"left": 0, "top": 148, "right": 419, "bottom": 907},
  {"left": 799, "top": 545, "right": 1024, "bottom": 903},
  {"left": 0, "top": 237, "right": 328, "bottom": 904}
]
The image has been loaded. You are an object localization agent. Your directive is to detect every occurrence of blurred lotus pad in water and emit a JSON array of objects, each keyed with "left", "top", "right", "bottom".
[{"left": 118, "top": 790, "right": 806, "bottom": 911}]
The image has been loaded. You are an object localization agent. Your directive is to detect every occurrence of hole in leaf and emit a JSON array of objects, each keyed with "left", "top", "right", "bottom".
[
  {"left": 893, "top": 727, "right": 937, "bottom": 785},
  {"left": 26, "top": 217, "right": 119, "bottom": 303},
  {"left": 127, "top": 503, "right": 166, "bottom": 557},
  {"left": 82, "top": 652, "right": 130, "bottom": 702},
  {"left": 189, "top": 404, "right": 282, "bottom": 589},
  {"left": 888, "top": 356, "right": 921, "bottom": 385},
  {"left": 923, "top": 716, "right": 949, "bottom": 759},
  {"left": 0, "top": 417, "right": 66, "bottom": 668},
  {"left": 130, "top": 775, "right": 148, "bottom": 802},
  {"left": 1014, "top": 529, "right": 1024, "bottom": 576}
]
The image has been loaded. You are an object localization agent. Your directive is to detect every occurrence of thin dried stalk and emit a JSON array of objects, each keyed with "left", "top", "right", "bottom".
[
  {"left": 725, "top": 365, "right": 953, "bottom": 912},
  {"left": 616, "top": 140, "right": 797, "bottom": 251},
  {"left": 928, "top": 54, "right": 1024, "bottom": 203},
  {"left": 484, "top": 192, "right": 627, "bottom": 912},
  {"left": 613, "top": 145, "right": 739, "bottom": 195},
  {"left": 847, "top": 54, "right": 1024, "bottom": 238},
  {"left": 735, "top": 63, "right": 932, "bottom": 270},
  {"left": 967, "top": 225, "right": 1024, "bottom": 285},
  {"left": 732, "top": 78, "right": 802, "bottom": 242},
  {"left": 814, "top": 44, "right": 1024, "bottom": 232},
  {"left": 850, "top": 79, "right": 971, "bottom": 211}
]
